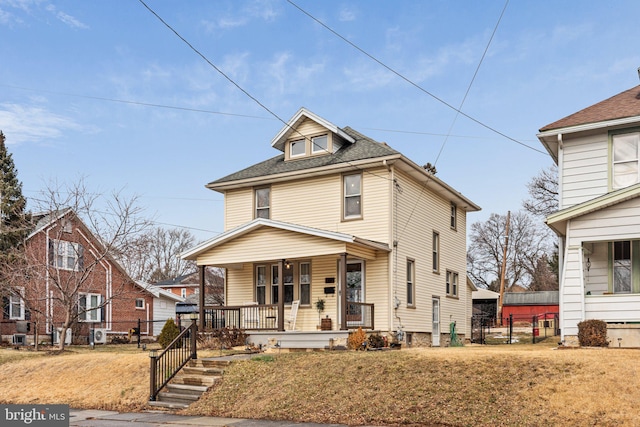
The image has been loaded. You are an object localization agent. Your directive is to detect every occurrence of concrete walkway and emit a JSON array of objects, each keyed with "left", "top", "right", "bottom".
[{"left": 70, "top": 409, "right": 350, "bottom": 427}]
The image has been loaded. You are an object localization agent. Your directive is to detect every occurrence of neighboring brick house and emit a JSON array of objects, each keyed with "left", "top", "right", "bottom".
[{"left": 1, "top": 208, "right": 154, "bottom": 345}]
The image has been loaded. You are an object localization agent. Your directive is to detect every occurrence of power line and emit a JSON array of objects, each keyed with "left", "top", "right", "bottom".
[
  {"left": 286, "top": 0, "right": 546, "bottom": 156},
  {"left": 0, "top": 83, "right": 271, "bottom": 121}
]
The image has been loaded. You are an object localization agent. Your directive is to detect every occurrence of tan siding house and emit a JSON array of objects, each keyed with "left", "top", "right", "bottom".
[
  {"left": 539, "top": 84, "right": 640, "bottom": 347},
  {"left": 184, "top": 108, "right": 479, "bottom": 349}
]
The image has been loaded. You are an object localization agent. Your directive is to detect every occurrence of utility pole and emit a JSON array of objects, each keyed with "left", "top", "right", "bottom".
[{"left": 497, "top": 210, "right": 510, "bottom": 326}]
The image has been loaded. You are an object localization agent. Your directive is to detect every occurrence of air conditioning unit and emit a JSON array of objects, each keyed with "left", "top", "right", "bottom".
[
  {"left": 54, "top": 328, "right": 72, "bottom": 345},
  {"left": 13, "top": 334, "right": 26, "bottom": 346},
  {"left": 92, "top": 328, "right": 108, "bottom": 344}
]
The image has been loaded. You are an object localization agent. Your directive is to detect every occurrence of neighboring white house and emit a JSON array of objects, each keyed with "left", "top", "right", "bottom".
[
  {"left": 538, "top": 83, "right": 640, "bottom": 347},
  {"left": 136, "top": 282, "right": 184, "bottom": 336}
]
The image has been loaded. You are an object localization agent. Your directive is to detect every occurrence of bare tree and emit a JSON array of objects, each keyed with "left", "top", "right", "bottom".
[
  {"left": 523, "top": 164, "right": 558, "bottom": 217},
  {"left": 467, "top": 211, "right": 554, "bottom": 291},
  {"left": 115, "top": 226, "right": 196, "bottom": 283},
  {"left": 15, "top": 178, "right": 150, "bottom": 350}
]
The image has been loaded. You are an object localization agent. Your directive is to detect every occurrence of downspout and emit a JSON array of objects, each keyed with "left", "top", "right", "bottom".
[{"left": 559, "top": 220, "right": 571, "bottom": 343}]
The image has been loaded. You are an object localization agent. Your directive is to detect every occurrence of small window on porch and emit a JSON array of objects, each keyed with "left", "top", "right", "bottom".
[
  {"left": 256, "top": 265, "right": 266, "bottom": 305},
  {"left": 613, "top": 241, "right": 632, "bottom": 294},
  {"left": 300, "top": 262, "right": 311, "bottom": 306}
]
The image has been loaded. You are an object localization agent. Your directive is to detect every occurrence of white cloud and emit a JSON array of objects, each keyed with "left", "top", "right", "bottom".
[
  {"left": 202, "top": 0, "right": 279, "bottom": 32},
  {"left": 338, "top": 5, "right": 357, "bottom": 22},
  {"left": 0, "top": 103, "right": 83, "bottom": 144},
  {"left": 45, "top": 4, "right": 88, "bottom": 29}
]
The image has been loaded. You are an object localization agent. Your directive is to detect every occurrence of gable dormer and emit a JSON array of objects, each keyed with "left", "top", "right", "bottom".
[{"left": 271, "top": 107, "right": 355, "bottom": 161}]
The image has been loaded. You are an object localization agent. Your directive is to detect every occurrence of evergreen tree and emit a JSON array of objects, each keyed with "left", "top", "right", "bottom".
[{"left": 0, "top": 131, "right": 28, "bottom": 253}]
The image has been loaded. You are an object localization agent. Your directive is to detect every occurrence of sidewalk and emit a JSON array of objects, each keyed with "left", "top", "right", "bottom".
[{"left": 70, "top": 409, "right": 349, "bottom": 427}]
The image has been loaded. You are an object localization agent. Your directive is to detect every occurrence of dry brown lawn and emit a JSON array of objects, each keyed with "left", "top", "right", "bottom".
[{"left": 1, "top": 342, "right": 640, "bottom": 426}]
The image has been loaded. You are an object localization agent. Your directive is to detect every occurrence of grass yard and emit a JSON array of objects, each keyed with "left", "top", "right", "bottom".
[{"left": 1, "top": 342, "right": 639, "bottom": 426}]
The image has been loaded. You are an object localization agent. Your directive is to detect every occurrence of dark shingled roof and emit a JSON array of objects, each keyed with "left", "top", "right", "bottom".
[
  {"left": 208, "top": 127, "right": 400, "bottom": 186},
  {"left": 503, "top": 291, "right": 559, "bottom": 306},
  {"left": 540, "top": 84, "right": 640, "bottom": 132}
]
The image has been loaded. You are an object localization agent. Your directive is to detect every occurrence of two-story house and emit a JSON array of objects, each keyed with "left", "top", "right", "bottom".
[
  {"left": 1, "top": 208, "right": 159, "bottom": 345},
  {"left": 183, "top": 108, "right": 480, "bottom": 349},
  {"left": 538, "top": 84, "right": 640, "bottom": 347}
]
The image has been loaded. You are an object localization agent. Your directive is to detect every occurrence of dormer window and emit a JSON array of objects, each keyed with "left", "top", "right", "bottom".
[
  {"left": 290, "top": 139, "right": 306, "bottom": 158},
  {"left": 311, "top": 135, "right": 328, "bottom": 154}
]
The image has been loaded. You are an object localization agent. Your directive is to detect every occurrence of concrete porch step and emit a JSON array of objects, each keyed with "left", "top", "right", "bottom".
[
  {"left": 147, "top": 400, "right": 189, "bottom": 410},
  {"left": 171, "top": 374, "right": 220, "bottom": 387},
  {"left": 166, "top": 383, "right": 209, "bottom": 395},
  {"left": 182, "top": 366, "right": 225, "bottom": 376}
]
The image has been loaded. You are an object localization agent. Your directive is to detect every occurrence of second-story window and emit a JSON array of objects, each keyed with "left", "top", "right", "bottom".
[
  {"left": 255, "top": 187, "right": 270, "bottom": 219},
  {"left": 450, "top": 202, "right": 457, "bottom": 230},
  {"left": 343, "top": 173, "right": 362, "bottom": 219},
  {"left": 432, "top": 232, "right": 440, "bottom": 273},
  {"left": 50, "top": 239, "right": 83, "bottom": 271},
  {"left": 612, "top": 131, "right": 640, "bottom": 189}
]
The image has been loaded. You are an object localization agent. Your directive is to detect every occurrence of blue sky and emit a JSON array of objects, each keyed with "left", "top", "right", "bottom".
[{"left": 1, "top": 0, "right": 640, "bottom": 243}]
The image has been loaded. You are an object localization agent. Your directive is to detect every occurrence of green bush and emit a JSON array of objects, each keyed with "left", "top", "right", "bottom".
[
  {"left": 577, "top": 319, "right": 608, "bottom": 347},
  {"left": 158, "top": 318, "right": 181, "bottom": 348}
]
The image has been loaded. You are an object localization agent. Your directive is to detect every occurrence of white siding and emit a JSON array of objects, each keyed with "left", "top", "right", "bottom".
[
  {"left": 152, "top": 297, "right": 178, "bottom": 336},
  {"left": 560, "top": 133, "right": 609, "bottom": 209}
]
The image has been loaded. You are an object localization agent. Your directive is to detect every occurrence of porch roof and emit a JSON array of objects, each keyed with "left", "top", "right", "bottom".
[
  {"left": 546, "top": 183, "right": 640, "bottom": 235},
  {"left": 181, "top": 218, "right": 390, "bottom": 265}
]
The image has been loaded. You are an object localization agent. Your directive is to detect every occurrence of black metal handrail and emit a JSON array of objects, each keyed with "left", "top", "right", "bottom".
[
  {"left": 202, "top": 304, "right": 278, "bottom": 331},
  {"left": 149, "top": 319, "right": 197, "bottom": 401}
]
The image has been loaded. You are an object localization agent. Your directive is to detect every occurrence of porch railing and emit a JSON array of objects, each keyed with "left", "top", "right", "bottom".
[
  {"left": 202, "top": 304, "right": 278, "bottom": 331},
  {"left": 149, "top": 319, "right": 197, "bottom": 401},
  {"left": 347, "top": 302, "right": 374, "bottom": 330}
]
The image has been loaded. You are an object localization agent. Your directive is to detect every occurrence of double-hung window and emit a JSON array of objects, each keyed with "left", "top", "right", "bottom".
[
  {"left": 255, "top": 187, "right": 270, "bottom": 219},
  {"left": 299, "top": 262, "right": 311, "bottom": 306},
  {"left": 9, "top": 288, "right": 24, "bottom": 320},
  {"left": 51, "top": 239, "right": 83, "bottom": 271},
  {"left": 432, "top": 232, "right": 440, "bottom": 273},
  {"left": 613, "top": 241, "right": 632, "bottom": 294},
  {"left": 79, "top": 293, "right": 102, "bottom": 322},
  {"left": 271, "top": 264, "right": 279, "bottom": 304},
  {"left": 612, "top": 131, "right": 640, "bottom": 189},
  {"left": 407, "top": 259, "right": 415, "bottom": 307},
  {"left": 135, "top": 298, "right": 145, "bottom": 309},
  {"left": 446, "top": 271, "right": 459, "bottom": 297},
  {"left": 343, "top": 173, "right": 362, "bottom": 219},
  {"left": 284, "top": 263, "right": 294, "bottom": 304},
  {"left": 450, "top": 203, "right": 457, "bottom": 230}
]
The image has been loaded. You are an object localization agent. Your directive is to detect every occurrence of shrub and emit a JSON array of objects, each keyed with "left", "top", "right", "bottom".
[
  {"left": 158, "top": 318, "right": 181, "bottom": 348},
  {"left": 348, "top": 327, "right": 367, "bottom": 350},
  {"left": 367, "top": 333, "right": 387, "bottom": 349},
  {"left": 198, "top": 327, "right": 248, "bottom": 350},
  {"left": 577, "top": 319, "right": 608, "bottom": 347}
]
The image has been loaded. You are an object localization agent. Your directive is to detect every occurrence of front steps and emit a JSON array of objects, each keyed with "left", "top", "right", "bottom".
[{"left": 148, "top": 359, "right": 230, "bottom": 410}]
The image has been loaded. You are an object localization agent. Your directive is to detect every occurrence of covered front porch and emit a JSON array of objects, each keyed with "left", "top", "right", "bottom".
[{"left": 182, "top": 219, "right": 390, "bottom": 339}]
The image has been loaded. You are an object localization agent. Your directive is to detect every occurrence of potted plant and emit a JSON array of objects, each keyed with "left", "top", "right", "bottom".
[{"left": 315, "top": 299, "right": 325, "bottom": 328}]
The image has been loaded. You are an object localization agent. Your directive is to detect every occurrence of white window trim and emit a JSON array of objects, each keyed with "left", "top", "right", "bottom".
[
  {"left": 446, "top": 270, "right": 459, "bottom": 297},
  {"left": 135, "top": 298, "right": 145, "bottom": 309},
  {"left": 290, "top": 139, "right": 306, "bottom": 158},
  {"left": 52, "top": 239, "right": 82, "bottom": 271},
  {"left": 432, "top": 232, "right": 440, "bottom": 273},
  {"left": 343, "top": 173, "right": 362, "bottom": 220},
  {"left": 407, "top": 259, "right": 415, "bottom": 307},
  {"left": 9, "top": 288, "right": 25, "bottom": 320},
  {"left": 255, "top": 187, "right": 270, "bottom": 219},
  {"left": 79, "top": 293, "right": 102, "bottom": 322},
  {"left": 611, "top": 130, "right": 640, "bottom": 189},
  {"left": 311, "top": 134, "right": 329, "bottom": 154},
  {"left": 450, "top": 202, "right": 457, "bottom": 230}
]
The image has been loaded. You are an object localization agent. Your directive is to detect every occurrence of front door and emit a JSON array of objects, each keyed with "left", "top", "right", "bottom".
[
  {"left": 344, "top": 260, "right": 364, "bottom": 326},
  {"left": 432, "top": 298, "right": 440, "bottom": 346}
]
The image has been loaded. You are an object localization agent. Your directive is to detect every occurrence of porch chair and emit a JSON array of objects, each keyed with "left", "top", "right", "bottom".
[
  {"left": 243, "top": 302, "right": 260, "bottom": 329},
  {"left": 286, "top": 300, "right": 300, "bottom": 330}
]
